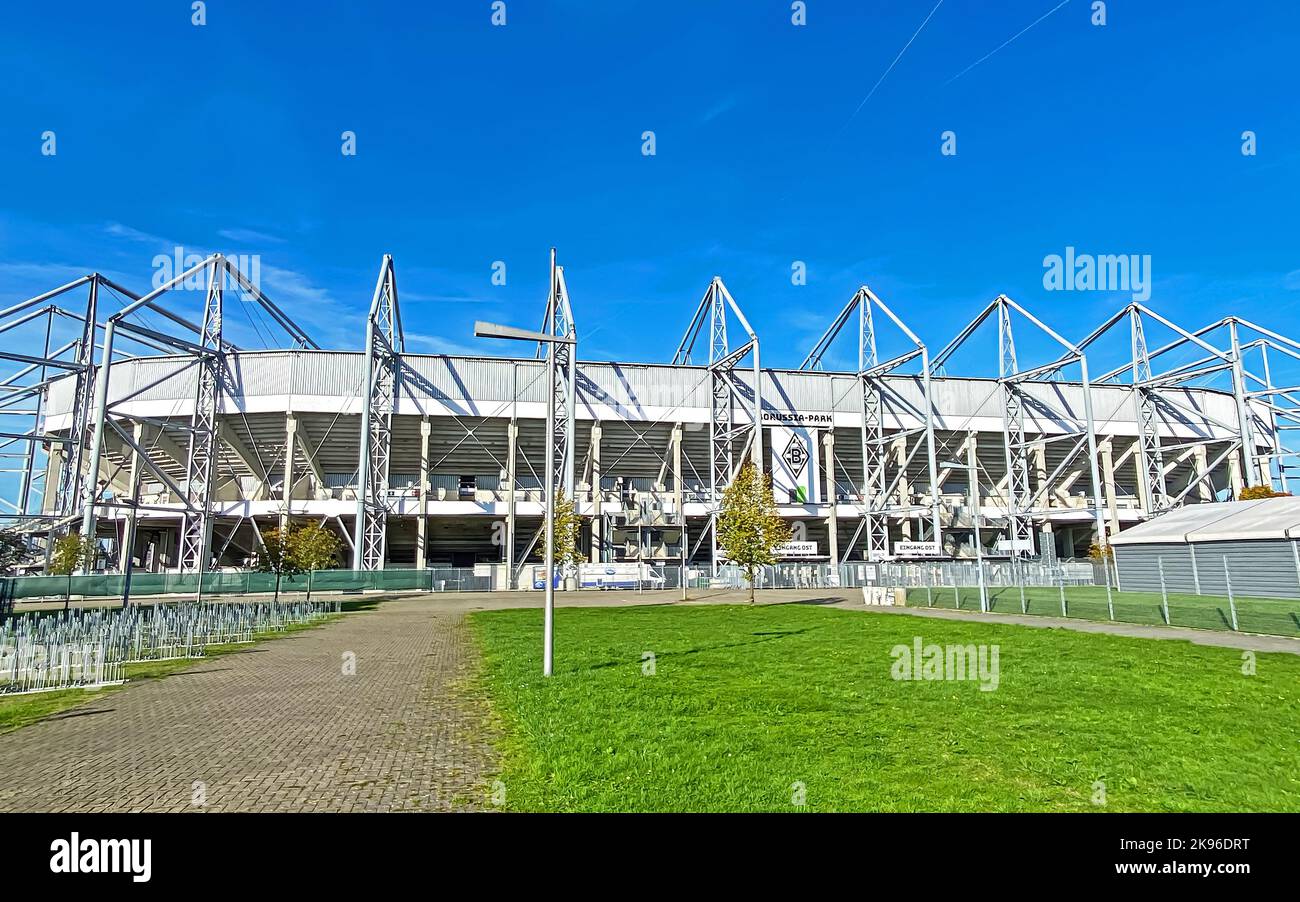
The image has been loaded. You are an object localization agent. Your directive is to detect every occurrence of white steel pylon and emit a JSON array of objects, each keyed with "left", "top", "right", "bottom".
[
  {"left": 673, "top": 276, "right": 762, "bottom": 574},
  {"left": 802, "top": 285, "right": 942, "bottom": 561},
  {"left": 353, "top": 255, "right": 404, "bottom": 570},
  {"left": 934, "top": 295, "right": 1109, "bottom": 561},
  {"left": 177, "top": 259, "right": 229, "bottom": 572},
  {"left": 539, "top": 248, "right": 576, "bottom": 500}
]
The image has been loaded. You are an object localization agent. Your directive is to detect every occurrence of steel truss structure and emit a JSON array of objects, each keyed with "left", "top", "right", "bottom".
[
  {"left": 1078, "top": 307, "right": 1300, "bottom": 507},
  {"left": 933, "top": 295, "right": 1109, "bottom": 562},
  {"left": 540, "top": 248, "right": 577, "bottom": 501},
  {"left": 354, "top": 255, "right": 404, "bottom": 570},
  {"left": 673, "top": 277, "right": 762, "bottom": 573},
  {"left": 1, "top": 248, "right": 1294, "bottom": 579},
  {"left": 802, "top": 285, "right": 942, "bottom": 561},
  {"left": 65, "top": 254, "right": 317, "bottom": 572}
]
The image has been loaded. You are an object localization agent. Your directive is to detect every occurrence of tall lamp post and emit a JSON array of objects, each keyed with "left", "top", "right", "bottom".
[
  {"left": 474, "top": 320, "right": 575, "bottom": 677},
  {"left": 940, "top": 459, "right": 987, "bottom": 613}
]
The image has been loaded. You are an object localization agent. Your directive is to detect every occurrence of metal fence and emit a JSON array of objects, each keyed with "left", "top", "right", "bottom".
[
  {"left": 1, "top": 568, "right": 496, "bottom": 601},
  {"left": 714, "top": 560, "right": 1098, "bottom": 591},
  {"left": 1, "top": 599, "right": 338, "bottom": 695},
  {"left": 0, "top": 564, "right": 698, "bottom": 602},
  {"left": 710, "top": 559, "right": 1299, "bottom": 639}
]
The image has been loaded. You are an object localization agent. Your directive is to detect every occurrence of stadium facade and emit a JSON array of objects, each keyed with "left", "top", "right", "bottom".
[{"left": 1, "top": 251, "right": 1293, "bottom": 586}]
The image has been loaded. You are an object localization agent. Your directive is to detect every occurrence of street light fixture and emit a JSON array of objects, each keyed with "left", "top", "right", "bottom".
[
  {"left": 474, "top": 320, "right": 576, "bottom": 677},
  {"left": 940, "top": 459, "right": 988, "bottom": 613}
]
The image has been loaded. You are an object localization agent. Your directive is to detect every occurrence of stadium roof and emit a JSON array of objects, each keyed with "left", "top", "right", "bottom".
[{"left": 1110, "top": 497, "right": 1300, "bottom": 544}]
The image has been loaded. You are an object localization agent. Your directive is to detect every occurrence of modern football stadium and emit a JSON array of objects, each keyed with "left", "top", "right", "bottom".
[{"left": 1, "top": 251, "right": 1293, "bottom": 587}]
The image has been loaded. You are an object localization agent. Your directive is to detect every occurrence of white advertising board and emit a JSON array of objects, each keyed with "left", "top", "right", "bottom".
[
  {"left": 775, "top": 541, "right": 820, "bottom": 559},
  {"left": 892, "top": 541, "right": 943, "bottom": 558},
  {"left": 769, "top": 424, "right": 819, "bottom": 504}
]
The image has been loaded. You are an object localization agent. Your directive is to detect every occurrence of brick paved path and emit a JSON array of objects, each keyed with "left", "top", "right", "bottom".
[{"left": 0, "top": 599, "right": 497, "bottom": 812}]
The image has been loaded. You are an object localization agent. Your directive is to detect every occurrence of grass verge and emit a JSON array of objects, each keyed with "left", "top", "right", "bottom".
[{"left": 472, "top": 602, "right": 1300, "bottom": 812}]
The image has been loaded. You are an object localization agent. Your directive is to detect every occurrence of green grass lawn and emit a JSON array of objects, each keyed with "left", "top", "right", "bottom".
[
  {"left": 906, "top": 585, "right": 1300, "bottom": 637},
  {"left": 472, "top": 603, "right": 1300, "bottom": 812},
  {"left": 0, "top": 614, "right": 341, "bottom": 735}
]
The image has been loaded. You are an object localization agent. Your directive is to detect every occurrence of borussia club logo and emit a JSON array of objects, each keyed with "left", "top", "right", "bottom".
[{"left": 782, "top": 434, "right": 809, "bottom": 479}]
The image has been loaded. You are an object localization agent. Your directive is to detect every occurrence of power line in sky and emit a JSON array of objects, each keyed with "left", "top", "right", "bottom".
[
  {"left": 946, "top": 0, "right": 1072, "bottom": 85},
  {"left": 842, "top": 0, "right": 946, "bottom": 130}
]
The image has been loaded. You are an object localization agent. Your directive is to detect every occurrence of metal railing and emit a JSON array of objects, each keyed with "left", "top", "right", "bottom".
[{"left": 1, "top": 599, "right": 338, "bottom": 695}]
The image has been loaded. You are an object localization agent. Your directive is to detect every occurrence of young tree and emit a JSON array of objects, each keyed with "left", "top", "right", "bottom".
[
  {"left": 1086, "top": 542, "right": 1113, "bottom": 563},
  {"left": 0, "top": 529, "right": 31, "bottom": 575},
  {"left": 257, "top": 526, "right": 303, "bottom": 603},
  {"left": 288, "top": 522, "right": 342, "bottom": 599},
  {"left": 550, "top": 490, "right": 584, "bottom": 586},
  {"left": 49, "top": 533, "right": 96, "bottom": 576},
  {"left": 717, "top": 462, "right": 791, "bottom": 603},
  {"left": 551, "top": 490, "right": 583, "bottom": 565}
]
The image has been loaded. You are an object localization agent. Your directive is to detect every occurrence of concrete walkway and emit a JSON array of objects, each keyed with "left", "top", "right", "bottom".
[{"left": 0, "top": 599, "right": 497, "bottom": 812}]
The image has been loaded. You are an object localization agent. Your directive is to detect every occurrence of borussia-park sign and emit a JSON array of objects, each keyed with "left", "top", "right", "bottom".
[{"left": 761, "top": 410, "right": 833, "bottom": 428}]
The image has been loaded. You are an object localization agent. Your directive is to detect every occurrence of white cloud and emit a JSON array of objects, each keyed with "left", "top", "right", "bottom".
[
  {"left": 104, "top": 222, "right": 174, "bottom": 247},
  {"left": 404, "top": 332, "right": 486, "bottom": 356},
  {"left": 218, "top": 228, "right": 286, "bottom": 246}
]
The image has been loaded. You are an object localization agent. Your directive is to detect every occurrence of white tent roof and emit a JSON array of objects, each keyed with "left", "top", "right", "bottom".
[{"left": 1110, "top": 497, "right": 1300, "bottom": 545}]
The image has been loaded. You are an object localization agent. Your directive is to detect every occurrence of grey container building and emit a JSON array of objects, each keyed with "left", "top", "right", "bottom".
[{"left": 1110, "top": 498, "right": 1300, "bottom": 599}]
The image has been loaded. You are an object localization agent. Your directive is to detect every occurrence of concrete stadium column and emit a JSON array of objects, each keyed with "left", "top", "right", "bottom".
[
  {"left": 966, "top": 431, "right": 980, "bottom": 555},
  {"left": 42, "top": 445, "right": 63, "bottom": 514},
  {"left": 1228, "top": 452, "right": 1244, "bottom": 498},
  {"left": 119, "top": 421, "right": 145, "bottom": 572},
  {"left": 1033, "top": 441, "right": 1054, "bottom": 562},
  {"left": 505, "top": 418, "right": 518, "bottom": 586},
  {"left": 1195, "top": 444, "right": 1213, "bottom": 502},
  {"left": 1100, "top": 438, "right": 1119, "bottom": 533},
  {"left": 893, "top": 436, "right": 911, "bottom": 540},
  {"left": 1130, "top": 438, "right": 1154, "bottom": 513},
  {"left": 281, "top": 414, "right": 296, "bottom": 531},
  {"left": 1032, "top": 442, "right": 1048, "bottom": 506},
  {"left": 823, "top": 429, "right": 838, "bottom": 567},
  {"left": 672, "top": 422, "right": 684, "bottom": 563},
  {"left": 589, "top": 421, "right": 602, "bottom": 563},
  {"left": 416, "top": 417, "right": 431, "bottom": 570}
]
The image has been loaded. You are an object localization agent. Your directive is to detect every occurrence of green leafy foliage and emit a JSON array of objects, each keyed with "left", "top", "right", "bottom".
[
  {"left": 717, "top": 462, "right": 791, "bottom": 601},
  {"left": 288, "top": 522, "right": 343, "bottom": 572},
  {"left": 1240, "top": 484, "right": 1292, "bottom": 500},
  {"left": 550, "top": 490, "right": 584, "bottom": 569},
  {"left": 257, "top": 527, "right": 303, "bottom": 579},
  {"left": 49, "top": 534, "right": 96, "bottom": 576}
]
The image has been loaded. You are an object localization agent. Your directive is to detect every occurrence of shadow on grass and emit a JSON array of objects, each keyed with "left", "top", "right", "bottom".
[{"left": 585, "top": 626, "right": 821, "bottom": 671}]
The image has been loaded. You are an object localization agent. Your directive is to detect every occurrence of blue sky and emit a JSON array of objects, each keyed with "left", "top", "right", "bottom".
[{"left": 1, "top": 0, "right": 1298, "bottom": 375}]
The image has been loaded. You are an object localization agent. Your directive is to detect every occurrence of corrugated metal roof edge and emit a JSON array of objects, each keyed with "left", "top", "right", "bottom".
[{"left": 1111, "top": 498, "right": 1300, "bottom": 545}]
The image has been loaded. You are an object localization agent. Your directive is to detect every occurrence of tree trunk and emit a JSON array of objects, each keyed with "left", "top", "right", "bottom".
[
  {"left": 274, "top": 573, "right": 281, "bottom": 605},
  {"left": 748, "top": 569, "right": 756, "bottom": 604}
]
